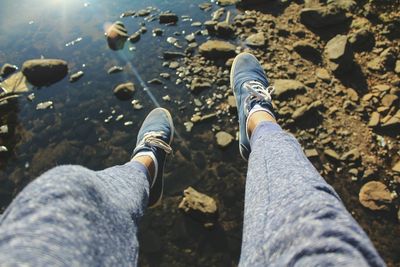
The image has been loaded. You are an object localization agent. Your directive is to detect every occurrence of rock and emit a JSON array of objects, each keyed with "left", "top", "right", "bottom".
[
  {"left": 217, "top": 0, "right": 238, "bottom": 6},
  {"left": 120, "top": 10, "right": 136, "bottom": 18},
  {"left": 191, "top": 22, "right": 202, "bottom": 27},
  {"left": 368, "top": 48, "right": 397, "bottom": 72},
  {"left": 190, "top": 78, "right": 211, "bottom": 93},
  {"left": 204, "top": 20, "right": 218, "bottom": 32},
  {"left": 274, "top": 79, "right": 306, "bottom": 99},
  {"left": 148, "top": 78, "right": 163, "bottom": 85},
  {"left": 0, "top": 146, "right": 8, "bottom": 153},
  {"left": 152, "top": 28, "right": 164, "bottom": 36},
  {"left": 169, "top": 61, "right": 180, "bottom": 69},
  {"left": 395, "top": 60, "right": 400, "bottom": 74},
  {"left": 199, "top": 3, "right": 212, "bottom": 10},
  {"left": 348, "top": 29, "right": 375, "bottom": 51},
  {"left": 113, "top": 82, "right": 135, "bottom": 100},
  {"left": 69, "top": 71, "right": 84, "bottom": 83},
  {"left": 359, "top": 181, "right": 393, "bottom": 211},
  {"left": 105, "top": 21, "right": 128, "bottom": 51},
  {"left": 293, "top": 41, "right": 321, "bottom": 62},
  {"left": 178, "top": 187, "right": 218, "bottom": 227},
  {"left": 137, "top": 9, "right": 151, "bottom": 16},
  {"left": 293, "top": 100, "right": 323, "bottom": 121},
  {"left": 163, "top": 51, "right": 186, "bottom": 60},
  {"left": 393, "top": 161, "right": 400, "bottom": 173},
  {"left": 0, "top": 64, "right": 18, "bottom": 78},
  {"left": 381, "top": 94, "right": 398, "bottom": 107},
  {"left": 324, "top": 148, "right": 341, "bottom": 161},
  {"left": 367, "top": 112, "right": 380, "bottom": 128},
  {"left": 131, "top": 99, "right": 143, "bottom": 110},
  {"left": 36, "top": 101, "right": 54, "bottom": 110},
  {"left": 324, "top": 35, "right": 353, "bottom": 74},
  {"left": 215, "top": 22, "right": 235, "bottom": 37},
  {"left": 0, "top": 125, "right": 9, "bottom": 135},
  {"left": 199, "top": 40, "right": 236, "bottom": 59},
  {"left": 128, "top": 32, "right": 141, "bottom": 43},
  {"left": 185, "top": 33, "right": 196, "bottom": 43},
  {"left": 0, "top": 72, "right": 30, "bottom": 95},
  {"left": 184, "top": 121, "right": 194, "bottom": 132},
  {"left": 159, "top": 13, "right": 178, "bottom": 24},
  {"left": 305, "top": 148, "right": 319, "bottom": 159},
  {"left": 341, "top": 148, "right": 361, "bottom": 162},
  {"left": 300, "top": 7, "right": 348, "bottom": 28},
  {"left": 159, "top": 73, "right": 170, "bottom": 79},
  {"left": 316, "top": 68, "right": 331, "bottom": 82},
  {"left": 245, "top": 32, "right": 266, "bottom": 48},
  {"left": 107, "top": 66, "right": 124, "bottom": 74},
  {"left": 215, "top": 131, "right": 234, "bottom": 148},
  {"left": 22, "top": 59, "right": 68, "bottom": 87}
]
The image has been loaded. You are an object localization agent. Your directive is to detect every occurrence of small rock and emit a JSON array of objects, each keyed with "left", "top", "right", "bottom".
[
  {"left": 324, "top": 148, "right": 340, "bottom": 161},
  {"left": 324, "top": 34, "right": 353, "bottom": 74},
  {"left": 395, "top": 60, "right": 400, "bottom": 74},
  {"left": 185, "top": 33, "right": 196, "bottom": 43},
  {"left": 160, "top": 73, "right": 170, "bottom": 79},
  {"left": 305, "top": 148, "right": 319, "bottom": 159},
  {"left": 36, "top": 101, "right": 54, "bottom": 110},
  {"left": 131, "top": 99, "right": 143, "bottom": 110},
  {"left": 107, "top": 66, "right": 124, "bottom": 74},
  {"left": 178, "top": 187, "right": 218, "bottom": 227},
  {"left": 162, "top": 95, "right": 171, "bottom": 101},
  {"left": 199, "top": 40, "right": 236, "bottom": 59},
  {"left": 359, "top": 181, "right": 393, "bottom": 211},
  {"left": 0, "top": 63, "right": 18, "bottom": 78},
  {"left": 128, "top": 32, "right": 141, "bottom": 43},
  {"left": 169, "top": 61, "right": 179, "bottom": 69},
  {"left": 137, "top": 9, "right": 151, "bottom": 17},
  {"left": 316, "top": 68, "right": 331, "bottom": 82},
  {"left": 148, "top": 78, "right": 163, "bottom": 85},
  {"left": 0, "top": 125, "right": 9, "bottom": 135},
  {"left": 393, "top": 161, "right": 400, "bottom": 173},
  {"left": 120, "top": 10, "right": 136, "bottom": 18},
  {"left": 368, "top": 112, "right": 380, "bottom": 127},
  {"left": 22, "top": 59, "right": 68, "bottom": 87},
  {"left": 184, "top": 121, "right": 194, "bottom": 132},
  {"left": 0, "top": 146, "right": 8, "bottom": 153},
  {"left": 190, "top": 78, "right": 211, "bottom": 93},
  {"left": 105, "top": 21, "right": 128, "bottom": 51},
  {"left": 69, "top": 71, "right": 84, "bottom": 83},
  {"left": 245, "top": 32, "right": 266, "bottom": 48},
  {"left": 341, "top": 148, "right": 360, "bottom": 162},
  {"left": 113, "top": 82, "right": 135, "bottom": 100},
  {"left": 159, "top": 13, "right": 178, "bottom": 24},
  {"left": 215, "top": 131, "right": 234, "bottom": 148},
  {"left": 274, "top": 79, "right": 306, "bottom": 99},
  {"left": 381, "top": 94, "right": 398, "bottom": 107},
  {"left": 152, "top": 28, "right": 164, "bottom": 36},
  {"left": 348, "top": 29, "right": 375, "bottom": 51},
  {"left": 163, "top": 51, "right": 186, "bottom": 60}
]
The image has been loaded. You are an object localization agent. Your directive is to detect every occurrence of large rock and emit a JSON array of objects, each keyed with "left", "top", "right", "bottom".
[
  {"left": 22, "top": 59, "right": 68, "bottom": 87},
  {"left": 348, "top": 29, "right": 375, "bottom": 51},
  {"left": 324, "top": 35, "right": 353, "bottom": 74},
  {"left": 199, "top": 40, "right": 236, "bottom": 59},
  {"left": 245, "top": 32, "right": 266, "bottom": 48},
  {"left": 274, "top": 79, "right": 306, "bottom": 99},
  {"left": 178, "top": 187, "right": 218, "bottom": 228},
  {"left": 300, "top": 7, "right": 348, "bottom": 28},
  {"left": 113, "top": 82, "right": 135, "bottom": 100},
  {"left": 359, "top": 181, "right": 393, "bottom": 211},
  {"left": 105, "top": 21, "right": 128, "bottom": 51}
]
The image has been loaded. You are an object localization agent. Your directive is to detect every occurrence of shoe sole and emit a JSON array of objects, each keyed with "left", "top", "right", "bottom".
[
  {"left": 230, "top": 52, "right": 256, "bottom": 161},
  {"left": 148, "top": 107, "right": 174, "bottom": 208}
]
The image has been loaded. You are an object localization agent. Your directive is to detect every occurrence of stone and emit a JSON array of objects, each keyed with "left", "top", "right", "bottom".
[
  {"left": 69, "top": 71, "right": 84, "bottom": 83},
  {"left": 316, "top": 68, "right": 331, "bottom": 82},
  {"left": 169, "top": 61, "right": 179, "bottom": 69},
  {"left": 381, "top": 94, "right": 398, "bottom": 107},
  {"left": 368, "top": 48, "right": 397, "bottom": 72},
  {"left": 128, "top": 32, "right": 141, "bottom": 43},
  {"left": 131, "top": 99, "right": 143, "bottom": 110},
  {"left": 217, "top": 0, "right": 238, "bottom": 6},
  {"left": 359, "top": 181, "right": 393, "bottom": 211},
  {"left": 245, "top": 32, "right": 266, "bottom": 48},
  {"left": 22, "top": 59, "right": 68, "bottom": 87},
  {"left": 199, "top": 3, "right": 212, "bottom": 10},
  {"left": 0, "top": 146, "right": 8, "bottom": 153},
  {"left": 392, "top": 161, "right": 400, "bottom": 173},
  {"left": 159, "top": 73, "right": 170, "bottom": 79},
  {"left": 300, "top": 7, "right": 348, "bottom": 28},
  {"left": 0, "top": 125, "right": 9, "bottom": 135},
  {"left": 159, "top": 13, "right": 178, "bottom": 24},
  {"left": 0, "top": 72, "right": 30, "bottom": 96},
  {"left": 341, "top": 148, "right": 361, "bottom": 162},
  {"left": 105, "top": 21, "right": 128, "bottom": 51},
  {"left": 185, "top": 33, "right": 196, "bottom": 43},
  {"left": 137, "top": 9, "right": 151, "bottom": 16},
  {"left": 152, "top": 28, "right": 164, "bottom": 36},
  {"left": 163, "top": 51, "right": 186, "bottom": 60},
  {"left": 305, "top": 148, "right": 319, "bottom": 159},
  {"left": 368, "top": 112, "right": 380, "bottom": 127},
  {"left": 148, "top": 78, "right": 163, "bottom": 85},
  {"left": 120, "top": 10, "right": 135, "bottom": 18},
  {"left": 324, "top": 148, "right": 340, "bottom": 161},
  {"left": 36, "top": 101, "right": 54, "bottom": 110},
  {"left": 0, "top": 63, "right": 18, "bottom": 78},
  {"left": 190, "top": 78, "right": 211, "bottom": 93},
  {"left": 348, "top": 29, "right": 375, "bottom": 51},
  {"left": 199, "top": 40, "right": 236, "bottom": 59},
  {"left": 107, "top": 66, "right": 124, "bottom": 74},
  {"left": 293, "top": 41, "right": 321, "bottom": 62},
  {"left": 215, "top": 131, "right": 234, "bottom": 148},
  {"left": 113, "top": 82, "right": 135, "bottom": 100},
  {"left": 395, "top": 60, "right": 400, "bottom": 74},
  {"left": 179, "top": 187, "right": 218, "bottom": 226},
  {"left": 215, "top": 22, "right": 235, "bottom": 37},
  {"left": 292, "top": 100, "right": 323, "bottom": 121},
  {"left": 274, "top": 79, "right": 306, "bottom": 99},
  {"left": 324, "top": 35, "right": 353, "bottom": 74}
]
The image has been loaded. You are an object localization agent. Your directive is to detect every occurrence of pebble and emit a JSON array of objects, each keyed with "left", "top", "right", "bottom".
[{"left": 36, "top": 101, "right": 54, "bottom": 110}]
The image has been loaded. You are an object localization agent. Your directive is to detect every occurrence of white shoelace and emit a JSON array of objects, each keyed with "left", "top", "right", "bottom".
[
  {"left": 243, "top": 81, "right": 275, "bottom": 111},
  {"left": 138, "top": 131, "right": 172, "bottom": 154}
]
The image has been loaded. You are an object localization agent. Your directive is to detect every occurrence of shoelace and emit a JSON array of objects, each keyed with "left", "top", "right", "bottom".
[
  {"left": 243, "top": 81, "right": 274, "bottom": 110},
  {"left": 138, "top": 131, "right": 173, "bottom": 154}
]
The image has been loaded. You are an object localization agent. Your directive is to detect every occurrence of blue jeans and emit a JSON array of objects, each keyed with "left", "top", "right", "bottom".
[{"left": 0, "top": 122, "right": 385, "bottom": 266}]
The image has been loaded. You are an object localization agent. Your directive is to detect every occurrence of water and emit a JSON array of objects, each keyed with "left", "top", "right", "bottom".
[{"left": 0, "top": 0, "right": 245, "bottom": 265}]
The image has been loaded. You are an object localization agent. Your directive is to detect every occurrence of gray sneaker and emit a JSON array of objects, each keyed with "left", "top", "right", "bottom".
[
  {"left": 132, "top": 108, "right": 174, "bottom": 207},
  {"left": 230, "top": 52, "right": 275, "bottom": 160}
]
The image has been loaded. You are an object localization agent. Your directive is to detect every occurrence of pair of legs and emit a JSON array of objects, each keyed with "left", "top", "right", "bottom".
[{"left": 0, "top": 53, "right": 385, "bottom": 266}]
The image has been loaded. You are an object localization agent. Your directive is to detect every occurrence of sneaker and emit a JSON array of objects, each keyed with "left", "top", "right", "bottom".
[
  {"left": 230, "top": 52, "right": 275, "bottom": 160},
  {"left": 132, "top": 108, "right": 174, "bottom": 207}
]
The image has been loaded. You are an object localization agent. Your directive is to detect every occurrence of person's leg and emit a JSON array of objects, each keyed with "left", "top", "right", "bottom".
[
  {"left": 230, "top": 53, "right": 385, "bottom": 266},
  {"left": 0, "top": 107, "right": 174, "bottom": 266}
]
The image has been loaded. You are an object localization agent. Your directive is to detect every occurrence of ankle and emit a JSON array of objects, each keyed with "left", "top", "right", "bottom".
[
  {"left": 247, "top": 111, "right": 277, "bottom": 138},
  {"left": 131, "top": 155, "right": 155, "bottom": 181}
]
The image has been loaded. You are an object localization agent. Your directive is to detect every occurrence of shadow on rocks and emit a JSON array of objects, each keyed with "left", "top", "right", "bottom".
[
  {"left": 336, "top": 63, "right": 368, "bottom": 94},
  {"left": 236, "top": 0, "right": 290, "bottom": 16}
]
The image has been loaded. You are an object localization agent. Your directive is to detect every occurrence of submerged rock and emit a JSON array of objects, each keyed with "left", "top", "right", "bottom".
[
  {"left": 128, "top": 32, "right": 141, "bottom": 43},
  {"left": 178, "top": 187, "right": 218, "bottom": 228},
  {"left": 22, "top": 59, "right": 68, "bottom": 87},
  {"left": 199, "top": 40, "right": 236, "bottom": 59},
  {"left": 69, "top": 71, "right": 84, "bottom": 83},
  {"left": 36, "top": 101, "right": 54, "bottom": 110},
  {"left": 107, "top": 66, "right": 124, "bottom": 74},
  {"left": 105, "top": 21, "right": 128, "bottom": 51},
  {"left": 113, "top": 82, "right": 135, "bottom": 100},
  {"left": 359, "top": 181, "right": 393, "bottom": 211},
  {"left": 163, "top": 51, "right": 186, "bottom": 60}
]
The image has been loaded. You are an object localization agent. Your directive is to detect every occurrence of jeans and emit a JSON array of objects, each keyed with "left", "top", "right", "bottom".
[{"left": 0, "top": 122, "right": 385, "bottom": 266}]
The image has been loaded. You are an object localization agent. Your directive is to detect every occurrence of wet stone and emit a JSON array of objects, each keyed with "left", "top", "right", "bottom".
[
  {"left": 0, "top": 63, "right": 18, "bottom": 78},
  {"left": 152, "top": 28, "right": 164, "bottom": 36},
  {"left": 107, "top": 66, "right": 124, "bottom": 74},
  {"left": 159, "top": 13, "right": 178, "bottom": 24},
  {"left": 22, "top": 59, "right": 68, "bottom": 87},
  {"left": 359, "top": 181, "right": 393, "bottom": 211},
  {"left": 36, "top": 101, "right": 54, "bottom": 110},
  {"left": 69, "top": 71, "right": 84, "bottom": 83},
  {"left": 105, "top": 21, "right": 128, "bottom": 51},
  {"left": 113, "top": 82, "right": 135, "bottom": 100},
  {"left": 215, "top": 131, "right": 234, "bottom": 148},
  {"left": 128, "top": 32, "right": 141, "bottom": 43}
]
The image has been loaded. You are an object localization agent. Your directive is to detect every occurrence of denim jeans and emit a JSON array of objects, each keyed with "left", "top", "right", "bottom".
[{"left": 0, "top": 122, "right": 385, "bottom": 266}]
